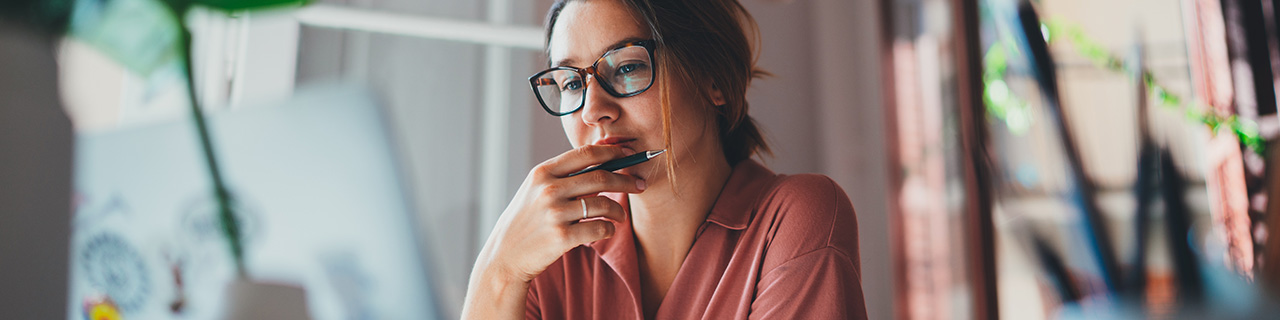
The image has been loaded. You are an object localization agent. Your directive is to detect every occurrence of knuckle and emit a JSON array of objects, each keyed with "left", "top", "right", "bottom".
[
  {"left": 553, "top": 225, "right": 572, "bottom": 244},
  {"left": 587, "top": 197, "right": 603, "bottom": 211},
  {"left": 595, "top": 223, "right": 612, "bottom": 238},
  {"left": 583, "top": 149, "right": 603, "bottom": 162},
  {"left": 602, "top": 198, "right": 623, "bottom": 212},
  {"left": 586, "top": 171, "right": 610, "bottom": 185},
  {"left": 538, "top": 183, "right": 561, "bottom": 198},
  {"left": 545, "top": 205, "right": 567, "bottom": 222},
  {"left": 531, "top": 163, "right": 553, "bottom": 178},
  {"left": 594, "top": 197, "right": 615, "bottom": 213}
]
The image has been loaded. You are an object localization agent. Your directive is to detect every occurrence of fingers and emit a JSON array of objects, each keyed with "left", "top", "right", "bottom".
[
  {"left": 561, "top": 219, "right": 617, "bottom": 247},
  {"left": 566, "top": 195, "right": 627, "bottom": 223},
  {"left": 531, "top": 169, "right": 646, "bottom": 202},
  {"left": 528, "top": 145, "right": 646, "bottom": 201},
  {"left": 541, "top": 196, "right": 625, "bottom": 248},
  {"left": 559, "top": 170, "right": 647, "bottom": 198},
  {"left": 539, "top": 145, "right": 634, "bottom": 178}
]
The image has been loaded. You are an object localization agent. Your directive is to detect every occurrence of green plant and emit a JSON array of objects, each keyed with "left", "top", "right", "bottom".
[
  {"left": 68, "top": 0, "right": 310, "bottom": 278},
  {"left": 982, "top": 19, "right": 1265, "bottom": 156}
]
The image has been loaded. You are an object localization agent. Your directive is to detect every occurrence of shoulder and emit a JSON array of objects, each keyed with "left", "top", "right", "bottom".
[
  {"left": 758, "top": 174, "right": 857, "bottom": 229},
  {"left": 764, "top": 174, "right": 848, "bottom": 205},
  {"left": 753, "top": 173, "right": 859, "bottom": 269}
]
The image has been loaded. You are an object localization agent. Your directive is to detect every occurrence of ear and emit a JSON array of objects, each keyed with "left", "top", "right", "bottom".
[{"left": 708, "top": 83, "right": 727, "bottom": 106}]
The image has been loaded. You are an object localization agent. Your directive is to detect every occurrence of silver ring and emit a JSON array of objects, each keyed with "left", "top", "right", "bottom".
[{"left": 580, "top": 198, "right": 588, "bottom": 220}]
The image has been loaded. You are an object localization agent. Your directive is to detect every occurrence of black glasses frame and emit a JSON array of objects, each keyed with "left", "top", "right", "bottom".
[{"left": 528, "top": 40, "right": 657, "bottom": 116}]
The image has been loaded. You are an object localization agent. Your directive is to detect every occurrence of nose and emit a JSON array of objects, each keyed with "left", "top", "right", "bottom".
[{"left": 580, "top": 75, "right": 620, "bottom": 126}]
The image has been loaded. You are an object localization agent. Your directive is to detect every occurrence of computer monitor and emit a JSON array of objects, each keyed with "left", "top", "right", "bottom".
[{"left": 69, "top": 84, "right": 441, "bottom": 319}]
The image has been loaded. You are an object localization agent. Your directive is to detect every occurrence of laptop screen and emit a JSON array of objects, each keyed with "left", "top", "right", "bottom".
[{"left": 70, "top": 84, "right": 441, "bottom": 319}]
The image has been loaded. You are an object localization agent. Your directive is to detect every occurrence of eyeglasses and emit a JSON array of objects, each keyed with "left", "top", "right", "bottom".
[{"left": 529, "top": 40, "right": 656, "bottom": 116}]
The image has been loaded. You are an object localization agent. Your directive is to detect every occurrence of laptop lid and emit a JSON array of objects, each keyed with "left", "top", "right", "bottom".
[{"left": 70, "top": 84, "right": 440, "bottom": 319}]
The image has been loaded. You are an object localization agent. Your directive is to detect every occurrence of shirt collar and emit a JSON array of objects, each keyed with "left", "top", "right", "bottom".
[
  {"left": 704, "top": 159, "right": 777, "bottom": 230},
  {"left": 588, "top": 191, "right": 643, "bottom": 312},
  {"left": 588, "top": 158, "right": 777, "bottom": 250},
  {"left": 584, "top": 159, "right": 778, "bottom": 312}
]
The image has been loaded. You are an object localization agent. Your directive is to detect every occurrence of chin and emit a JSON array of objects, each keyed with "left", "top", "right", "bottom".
[{"left": 620, "top": 161, "right": 663, "bottom": 181}]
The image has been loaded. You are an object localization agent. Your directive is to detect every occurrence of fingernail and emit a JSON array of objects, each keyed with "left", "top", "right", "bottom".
[{"left": 636, "top": 179, "right": 646, "bottom": 191}]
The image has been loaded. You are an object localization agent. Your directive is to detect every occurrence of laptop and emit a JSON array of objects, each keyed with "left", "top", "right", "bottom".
[{"left": 69, "top": 84, "right": 441, "bottom": 319}]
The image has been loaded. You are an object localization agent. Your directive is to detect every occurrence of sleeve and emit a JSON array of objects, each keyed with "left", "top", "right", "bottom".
[
  {"left": 750, "top": 248, "right": 868, "bottom": 320},
  {"left": 525, "top": 281, "right": 541, "bottom": 320},
  {"left": 749, "top": 174, "right": 868, "bottom": 319}
]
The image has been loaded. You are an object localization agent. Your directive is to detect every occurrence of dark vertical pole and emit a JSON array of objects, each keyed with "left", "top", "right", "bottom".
[
  {"left": 1262, "top": 140, "right": 1280, "bottom": 292},
  {"left": 876, "top": 1, "right": 909, "bottom": 319},
  {"left": 1232, "top": 0, "right": 1279, "bottom": 116},
  {"left": 1128, "top": 36, "right": 1157, "bottom": 304},
  {"left": 951, "top": 0, "right": 999, "bottom": 318},
  {"left": 1017, "top": 2, "right": 1125, "bottom": 294}
]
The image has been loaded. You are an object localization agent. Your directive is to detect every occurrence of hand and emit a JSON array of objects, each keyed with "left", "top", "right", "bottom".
[{"left": 470, "top": 144, "right": 646, "bottom": 287}]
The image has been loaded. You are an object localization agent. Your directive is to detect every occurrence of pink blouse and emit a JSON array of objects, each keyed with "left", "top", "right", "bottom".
[{"left": 526, "top": 160, "right": 868, "bottom": 319}]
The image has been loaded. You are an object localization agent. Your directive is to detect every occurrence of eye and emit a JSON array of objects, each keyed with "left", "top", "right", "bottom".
[
  {"left": 617, "top": 62, "right": 647, "bottom": 75},
  {"left": 562, "top": 79, "right": 583, "bottom": 91},
  {"left": 554, "top": 72, "right": 583, "bottom": 91}
]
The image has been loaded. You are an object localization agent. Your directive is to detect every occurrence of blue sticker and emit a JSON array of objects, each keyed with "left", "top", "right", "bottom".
[{"left": 79, "top": 232, "right": 151, "bottom": 313}]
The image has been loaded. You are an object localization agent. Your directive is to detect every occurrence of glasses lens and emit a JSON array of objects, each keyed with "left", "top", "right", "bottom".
[
  {"left": 598, "top": 45, "right": 653, "bottom": 96},
  {"left": 534, "top": 69, "right": 586, "bottom": 115}
]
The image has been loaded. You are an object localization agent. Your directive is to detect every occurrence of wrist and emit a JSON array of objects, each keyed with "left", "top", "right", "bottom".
[
  {"left": 482, "top": 262, "right": 530, "bottom": 289},
  {"left": 463, "top": 265, "right": 531, "bottom": 319}
]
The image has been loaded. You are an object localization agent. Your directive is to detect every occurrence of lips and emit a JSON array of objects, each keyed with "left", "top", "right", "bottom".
[
  {"left": 594, "top": 137, "right": 639, "bottom": 156},
  {"left": 595, "top": 137, "right": 635, "bottom": 145}
]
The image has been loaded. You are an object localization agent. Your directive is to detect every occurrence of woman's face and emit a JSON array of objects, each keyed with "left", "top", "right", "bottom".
[{"left": 548, "top": 0, "right": 722, "bottom": 181}]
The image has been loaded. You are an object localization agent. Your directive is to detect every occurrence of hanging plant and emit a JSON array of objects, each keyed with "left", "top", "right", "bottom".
[
  {"left": 65, "top": 0, "right": 311, "bottom": 278},
  {"left": 982, "top": 18, "right": 1265, "bottom": 155}
]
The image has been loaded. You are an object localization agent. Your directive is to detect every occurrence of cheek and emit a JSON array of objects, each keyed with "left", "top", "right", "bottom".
[
  {"left": 561, "top": 116, "right": 586, "bottom": 147},
  {"left": 667, "top": 96, "right": 713, "bottom": 136},
  {"left": 627, "top": 91, "right": 669, "bottom": 129}
]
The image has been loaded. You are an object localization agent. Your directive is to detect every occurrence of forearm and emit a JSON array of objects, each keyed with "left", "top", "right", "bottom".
[{"left": 461, "top": 266, "right": 530, "bottom": 320}]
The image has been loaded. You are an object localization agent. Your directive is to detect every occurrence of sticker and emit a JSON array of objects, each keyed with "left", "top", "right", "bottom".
[
  {"left": 82, "top": 295, "right": 124, "bottom": 320},
  {"left": 78, "top": 232, "right": 151, "bottom": 313}
]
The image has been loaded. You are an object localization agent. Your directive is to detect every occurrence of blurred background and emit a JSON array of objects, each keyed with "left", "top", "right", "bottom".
[
  {"left": 8, "top": 0, "right": 1280, "bottom": 318},
  {"left": 54, "top": 0, "right": 891, "bottom": 318}
]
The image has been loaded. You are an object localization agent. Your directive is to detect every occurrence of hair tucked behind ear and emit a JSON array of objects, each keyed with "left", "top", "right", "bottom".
[{"left": 620, "top": 0, "right": 771, "bottom": 166}]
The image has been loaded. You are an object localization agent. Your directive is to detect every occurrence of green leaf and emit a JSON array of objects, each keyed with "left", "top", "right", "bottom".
[
  {"left": 70, "top": 0, "right": 183, "bottom": 76},
  {"left": 0, "top": 0, "right": 75, "bottom": 34},
  {"left": 191, "top": 0, "right": 310, "bottom": 11}
]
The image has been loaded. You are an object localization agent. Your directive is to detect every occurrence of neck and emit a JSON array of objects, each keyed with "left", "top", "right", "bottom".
[{"left": 628, "top": 152, "right": 733, "bottom": 265}]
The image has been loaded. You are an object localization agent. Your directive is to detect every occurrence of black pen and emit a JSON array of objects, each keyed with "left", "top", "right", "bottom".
[{"left": 567, "top": 149, "right": 666, "bottom": 177}]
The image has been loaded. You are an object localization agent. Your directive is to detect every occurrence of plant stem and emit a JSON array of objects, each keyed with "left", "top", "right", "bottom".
[{"left": 178, "top": 25, "right": 247, "bottom": 279}]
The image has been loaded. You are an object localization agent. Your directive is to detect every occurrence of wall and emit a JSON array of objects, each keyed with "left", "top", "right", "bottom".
[{"left": 746, "top": 1, "right": 894, "bottom": 319}]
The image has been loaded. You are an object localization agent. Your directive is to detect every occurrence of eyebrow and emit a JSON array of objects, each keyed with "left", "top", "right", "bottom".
[{"left": 551, "top": 37, "right": 648, "bottom": 68}]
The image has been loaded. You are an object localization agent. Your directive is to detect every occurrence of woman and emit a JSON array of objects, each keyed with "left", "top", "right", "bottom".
[{"left": 463, "top": 0, "right": 867, "bottom": 318}]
